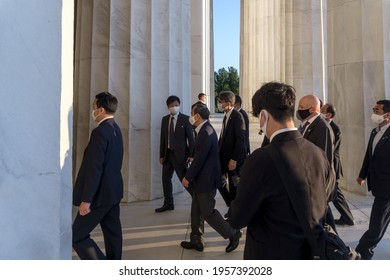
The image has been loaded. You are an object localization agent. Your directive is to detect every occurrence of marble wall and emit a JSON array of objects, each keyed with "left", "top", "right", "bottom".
[
  {"left": 74, "top": 0, "right": 206, "bottom": 202},
  {"left": 0, "top": 0, "right": 73, "bottom": 259}
]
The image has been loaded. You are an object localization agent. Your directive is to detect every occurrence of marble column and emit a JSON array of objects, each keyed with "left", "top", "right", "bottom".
[
  {"left": 327, "top": 0, "right": 390, "bottom": 194},
  {"left": 191, "top": 0, "right": 214, "bottom": 109},
  {"left": 240, "top": 0, "right": 327, "bottom": 111},
  {"left": 0, "top": 0, "right": 73, "bottom": 259},
  {"left": 74, "top": 0, "right": 197, "bottom": 202}
]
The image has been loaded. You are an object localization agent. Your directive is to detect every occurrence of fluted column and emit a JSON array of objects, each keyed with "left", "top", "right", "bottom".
[
  {"left": 240, "top": 0, "right": 326, "bottom": 111},
  {"left": 74, "top": 0, "right": 196, "bottom": 202}
]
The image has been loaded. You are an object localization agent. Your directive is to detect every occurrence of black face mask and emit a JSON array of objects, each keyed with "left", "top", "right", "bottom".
[{"left": 297, "top": 109, "right": 311, "bottom": 121}]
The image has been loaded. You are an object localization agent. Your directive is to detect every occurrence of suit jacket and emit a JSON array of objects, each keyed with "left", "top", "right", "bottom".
[
  {"left": 160, "top": 112, "right": 195, "bottom": 164},
  {"left": 219, "top": 109, "right": 246, "bottom": 174},
  {"left": 303, "top": 115, "right": 334, "bottom": 166},
  {"left": 184, "top": 121, "right": 222, "bottom": 193},
  {"left": 229, "top": 131, "right": 331, "bottom": 259},
  {"left": 359, "top": 127, "right": 390, "bottom": 199},
  {"left": 239, "top": 108, "right": 251, "bottom": 154},
  {"left": 330, "top": 121, "right": 343, "bottom": 179},
  {"left": 73, "top": 118, "right": 124, "bottom": 207}
]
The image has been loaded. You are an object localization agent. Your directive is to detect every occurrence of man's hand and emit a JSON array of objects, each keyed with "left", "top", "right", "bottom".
[
  {"left": 228, "top": 159, "right": 237, "bottom": 171},
  {"left": 356, "top": 178, "right": 365, "bottom": 186},
  {"left": 182, "top": 177, "right": 190, "bottom": 188},
  {"left": 160, "top": 158, "right": 164, "bottom": 165},
  {"left": 79, "top": 202, "right": 91, "bottom": 216}
]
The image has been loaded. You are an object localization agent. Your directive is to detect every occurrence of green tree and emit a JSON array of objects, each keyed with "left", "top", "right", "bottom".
[{"left": 214, "top": 67, "right": 239, "bottom": 112}]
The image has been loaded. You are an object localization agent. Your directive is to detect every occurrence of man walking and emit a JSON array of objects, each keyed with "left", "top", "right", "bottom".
[
  {"left": 356, "top": 100, "right": 390, "bottom": 259},
  {"left": 181, "top": 104, "right": 241, "bottom": 252},
  {"left": 72, "top": 91, "right": 124, "bottom": 260},
  {"left": 156, "top": 95, "right": 195, "bottom": 212}
]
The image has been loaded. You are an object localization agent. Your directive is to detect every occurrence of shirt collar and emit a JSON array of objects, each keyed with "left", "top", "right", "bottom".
[
  {"left": 302, "top": 113, "right": 320, "bottom": 126},
  {"left": 98, "top": 116, "right": 114, "bottom": 126},
  {"left": 378, "top": 122, "right": 390, "bottom": 133},
  {"left": 270, "top": 128, "right": 298, "bottom": 142},
  {"left": 195, "top": 120, "right": 208, "bottom": 134},
  {"left": 224, "top": 107, "right": 234, "bottom": 120}
]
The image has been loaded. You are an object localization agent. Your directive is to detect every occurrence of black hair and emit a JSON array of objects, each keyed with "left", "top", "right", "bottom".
[
  {"left": 198, "top": 93, "right": 206, "bottom": 99},
  {"left": 218, "top": 91, "right": 236, "bottom": 104},
  {"left": 193, "top": 104, "right": 210, "bottom": 120},
  {"left": 251, "top": 81, "right": 296, "bottom": 122},
  {"left": 235, "top": 95, "right": 242, "bottom": 105},
  {"left": 325, "top": 103, "right": 336, "bottom": 118},
  {"left": 95, "top": 91, "right": 118, "bottom": 114},
  {"left": 377, "top": 100, "right": 390, "bottom": 113},
  {"left": 166, "top": 95, "right": 181, "bottom": 106}
]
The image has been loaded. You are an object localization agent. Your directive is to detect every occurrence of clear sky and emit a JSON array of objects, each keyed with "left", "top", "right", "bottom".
[{"left": 213, "top": 0, "right": 240, "bottom": 71}]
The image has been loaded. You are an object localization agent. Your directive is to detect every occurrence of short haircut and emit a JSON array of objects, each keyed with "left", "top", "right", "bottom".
[
  {"left": 377, "top": 100, "right": 390, "bottom": 113},
  {"left": 166, "top": 95, "right": 181, "bottom": 106},
  {"left": 235, "top": 95, "right": 242, "bottom": 105},
  {"left": 218, "top": 91, "right": 236, "bottom": 104},
  {"left": 325, "top": 103, "right": 336, "bottom": 118},
  {"left": 251, "top": 81, "right": 296, "bottom": 122},
  {"left": 193, "top": 104, "right": 210, "bottom": 120},
  {"left": 95, "top": 91, "right": 118, "bottom": 114},
  {"left": 198, "top": 93, "right": 206, "bottom": 99}
]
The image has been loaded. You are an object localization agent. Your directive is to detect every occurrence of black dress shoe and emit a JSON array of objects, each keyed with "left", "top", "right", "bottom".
[
  {"left": 226, "top": 230, "right": 242, "bottom": 253},
  {"left": 180, "top": 241, "right": 204, "bottom": 252},
  {"left": 155, "top": 204, "right": 174, "bottom": 213},
  {"left": 335, "top": 219, "right": 354, "bottom": 226}
]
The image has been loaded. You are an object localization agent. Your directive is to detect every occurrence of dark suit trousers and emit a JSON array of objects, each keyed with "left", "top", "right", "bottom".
[
  {"left": 73, "top": 203, "right": 122, "bottom": 260},
  {"left": 332, "top": 181, "right": 354, "bottom": 223},
  {"left": 190, "top": 189, "right": 235, "bottom": 241},
  {"left": 356, "top": 196, "right": 390, "bottom": 259},
  {"left": 162, "top": 150, "right": 193, "bottom": 205}
]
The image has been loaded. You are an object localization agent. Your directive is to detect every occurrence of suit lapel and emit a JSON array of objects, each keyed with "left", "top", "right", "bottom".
[
  {"left": 373, "top": 127, "right": 390, "bottom": 156},
  {"left": 303, "top": 117, "right": 318, "bottom": 138}
]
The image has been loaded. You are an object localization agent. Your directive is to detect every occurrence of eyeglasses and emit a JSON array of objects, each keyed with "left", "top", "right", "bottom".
[{"left": 372, "top": 107, "right": 384, "bottom": 113}]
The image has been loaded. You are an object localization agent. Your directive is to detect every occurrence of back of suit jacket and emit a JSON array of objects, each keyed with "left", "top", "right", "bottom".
[
  {"left": 160, "top": 113, "right": 195, "bottom": 164},
  {"left": 304, "top": 115, "right": 334, "bottom": 166},
  {"left": 330, "top": 121, "right": 342, "bottom": 179},
  {"left": 73, "top": 118, "right": 124, "bottom": 207},
  {"left": 359, "top": 127, "right": 390, "bottom": 199},
  {"left": 184, "top": 121, "right": 222, "bottom": 193},
  {"left": 230, "top": 131, "right": 330, "bottom": 259},
  {"left": 219, "top": 109, "right": 246, "bottom": 173}
]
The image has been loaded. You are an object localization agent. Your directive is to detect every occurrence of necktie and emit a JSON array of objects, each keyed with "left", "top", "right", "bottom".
[
  {"left": 221, "top": 114, "right": 227, "bottom": 137},
  {"left": 169, "top": 116, "right": 175, "bottom": 150},
  {"left": 298, "top": 122, "right": 310, "bottom": 135}
]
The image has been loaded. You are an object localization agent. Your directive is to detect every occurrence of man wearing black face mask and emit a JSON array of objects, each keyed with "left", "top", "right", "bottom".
[{"left": 297, "top": 94, "right": 336, "bottom": 232}]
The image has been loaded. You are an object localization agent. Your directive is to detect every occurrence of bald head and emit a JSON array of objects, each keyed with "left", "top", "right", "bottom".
[{"left": 297, "top": 94, "right": 321, "bottom": 121}]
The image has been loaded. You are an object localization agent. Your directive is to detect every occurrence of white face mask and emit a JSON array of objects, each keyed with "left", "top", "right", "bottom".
[
  {"left": 169, "top": 106, "right": 180, "bottom": 115},
  {"left": 92, "top": 108, "right": 103, "bottom": 122},
  {"left": 217, "top": 103, "right": 224, "bottom": 112},
  {"left": 259, "top": 110, "right": 269, "bottom": 137},
  {"left": 189, "top": 115, "right": 196, "bottom": 126},
  {"left": 371, "top": 113, "right": 387, "bottom": 125}
]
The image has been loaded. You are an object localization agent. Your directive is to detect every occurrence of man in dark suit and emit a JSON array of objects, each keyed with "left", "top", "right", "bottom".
[
  {"left": 297, "top": 94, "right": 336, "bottom": 231},
  {"left": 355, "top": 100, "right": 390, "bottom": 259},
  {"left": 156, "top": 95, "right": 195, "bottom": 212},
  {"left": 229, "top": 82, "right": 333, "bottom": 259},
  {"left": 181, "top": 104, "right": 241, "bottom": 252},
  {"left": 217, "top": 91, "right": 246, "bottom": 206},
  {"left": 234, "top": 95, "right": 251, "bottom": 154},
  {"left": 73, "top": 92, "right": 124, "bottom": 260},
  {"left": 321, "top": 103, "right": 355, "bottom": 226}
]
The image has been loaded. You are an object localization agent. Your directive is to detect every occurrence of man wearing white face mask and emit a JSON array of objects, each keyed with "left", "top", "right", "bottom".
[
  {"left": 156, "top": 95, "right": 195, "bottom": 212},
  {"left": 229, "top": 82, "right": 334, "bottom": 259},
  {"left": 355, "top": 100, "right": 390, "bottom": 259}
]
